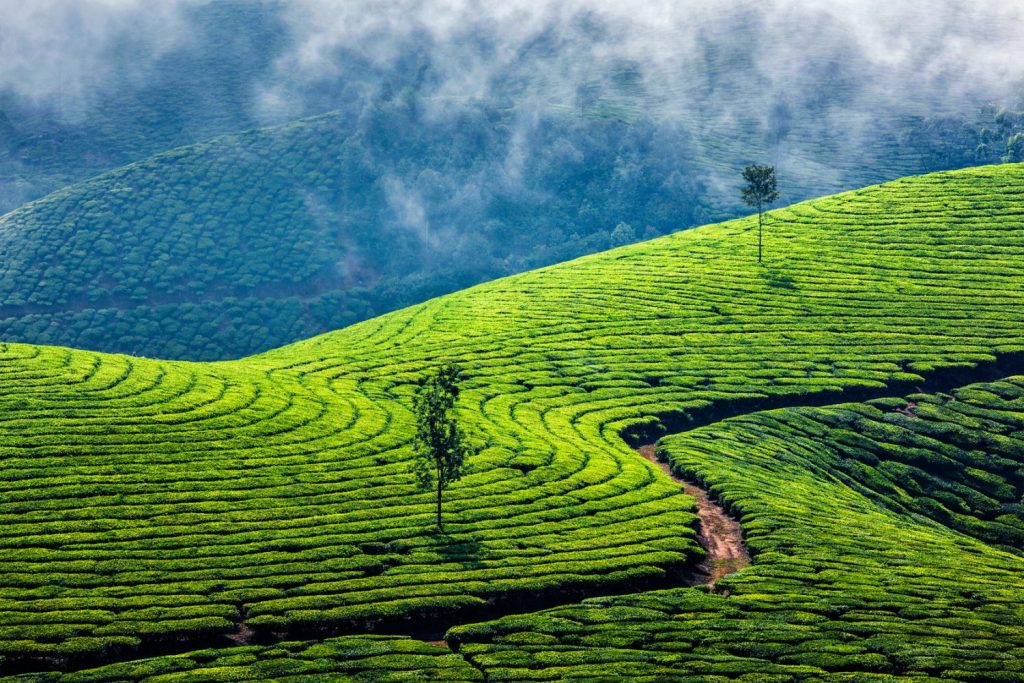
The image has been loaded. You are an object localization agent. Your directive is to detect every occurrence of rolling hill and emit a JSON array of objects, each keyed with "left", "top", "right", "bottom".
[
  {"left": 1, "top": 164, "right": 1023, "bottom": 680},
  {"left": 451, "top": 375, "right": 1024, "bottom": 679},
  {"left": 4, "top": 0, "right": 1024, "bottom": 364},
  {"left": 2, "top": 100, "right": 1021, "bottom": 363}
]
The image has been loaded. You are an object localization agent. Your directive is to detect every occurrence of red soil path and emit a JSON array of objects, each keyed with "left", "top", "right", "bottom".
[{"left": 635, "top": 444, "right": 751, "bottom": 587}]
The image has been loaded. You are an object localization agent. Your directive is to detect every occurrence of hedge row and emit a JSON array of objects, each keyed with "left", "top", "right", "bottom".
[
  {"left": 3, "top": 635, "right": 480, "bottom": 682},
  {"left": 2, "top": 164, "right": 1024, "bottom": 675},
  {"left": 448, "top": 378, "right": 1024, "bottom": 680}
]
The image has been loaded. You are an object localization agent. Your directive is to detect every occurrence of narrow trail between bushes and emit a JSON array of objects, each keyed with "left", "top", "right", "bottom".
[
  {"left": 635, "top": 444, "right": 750, "bottom": 587},
  {"left": 12, "top": 352, "right": 1024, "bottom": 678}
]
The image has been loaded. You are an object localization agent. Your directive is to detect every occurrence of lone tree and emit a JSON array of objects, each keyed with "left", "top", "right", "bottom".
[
  {"left": 740, "top": 164, "right": 779, "bottom": 263},
  {"left": 411, "top": 364, "right": 474, "bottom": 531}
]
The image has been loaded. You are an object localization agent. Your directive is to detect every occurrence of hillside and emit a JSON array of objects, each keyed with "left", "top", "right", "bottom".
[
  {"left": 450, "top": 374, "right": 1024, "bottom": 680},
  {"left": 11, "top": 376, "right": 1023, "bottom": 681},
  {"left": 0, "top": 1, "right": 289, "bottom": 214},
  {"left": 1, "top": 164, "right": 1023, "bottom": 679},
  {"left": 2, "top": 105, "right": 710, "bottom": 360},
  {"left": 3, "top": 103, "right": 1022, "bottom": 363}
]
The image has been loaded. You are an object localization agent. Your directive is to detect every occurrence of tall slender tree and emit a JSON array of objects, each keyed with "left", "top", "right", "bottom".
[
  {"left": 741, "top": 164, "right": 779, "bottom": 263},
  {"left": 411, "top": 364, "right": 474, "bottom": 530}
]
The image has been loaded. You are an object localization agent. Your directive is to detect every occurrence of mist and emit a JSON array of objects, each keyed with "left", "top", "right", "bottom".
[
  {"left": 261, "top": 0, "right": 1024, "bottom": 111},
  {"left": 4, "top": 1, "right": 1022, "bottom": 122},
  {"left": 2, "top": 0, "right": 1020, "bottom": 213},
  {"left": 0, "top": 0, "right": 192, "bottom": 116},
  {"left": 2, "top": 0, "right": 1024, "bottom": 360}
]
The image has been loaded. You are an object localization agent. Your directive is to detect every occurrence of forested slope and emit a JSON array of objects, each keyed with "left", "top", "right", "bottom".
[
  {"left": 1, "top": 164, "right": 1023, "bottom": 679},
  {"left": 2, "top": 31, "right": 1022, "bottom": 361}
]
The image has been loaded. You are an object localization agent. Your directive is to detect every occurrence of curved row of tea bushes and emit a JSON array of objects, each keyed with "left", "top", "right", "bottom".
[
  {"left": 448, "top": 377, "right": 1024, "bottom": 680},
  {"left": 2, "top": 164, "right": 1024, "bottom": 674},
  {"left": 0, "top": 341, "right": 698, "bottom": 670},
  {"left": 10, "top": 376, "right": 1020, "bottom": 681},
  {"left": 2, "top": 635, "right": 480, "bottom": 682}
]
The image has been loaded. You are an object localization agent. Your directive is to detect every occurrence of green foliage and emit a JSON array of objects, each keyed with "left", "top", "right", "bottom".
[
  {"left": 449, "top": 378, "right": 1024, "bottom": 680},
  {"left": 412, "top": 365, "right": 475, "bottom": 528},
  {"left": 740, "top": 164, "right": 780, "bottom": 212},
  {"left": 741, "top": 164, "right": 779, "bottom": 263},
  {"left": 610, "top": 222, "right": 637, "bottom": 247},
  {"left": 1005, "top": 132, "right": 1024, "bottom": 163},
  {"left": 1, "top": 635, "right": 482, "bottom": 682},
  {"left": 1, "top": 165, "right": 1024, "bottom": 676}
]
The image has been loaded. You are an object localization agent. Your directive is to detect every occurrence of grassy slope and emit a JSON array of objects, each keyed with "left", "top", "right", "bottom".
[
  {"left": 451, "top": 377, "right": 1024, "bottom": 681},
  {"left": 11, "top": 377, "right": 1023, "bottom": 682},
  {"left": 1, "top": 164, "right": 1024, "bottom": 677},
  {"left": 1, "top": 89, "right": 1017, "bottom": 362}
]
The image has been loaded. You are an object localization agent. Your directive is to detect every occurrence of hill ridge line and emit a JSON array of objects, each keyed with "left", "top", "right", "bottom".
[{"left": 8, "top": 350, "right": 1024, "bottom": 677}]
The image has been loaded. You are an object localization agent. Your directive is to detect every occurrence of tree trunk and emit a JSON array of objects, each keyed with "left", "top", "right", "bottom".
[
  {"left": 757, "top": 208, "right": 763, "bottom": 263},
  {"left": 436, "top": 475, "right": 443, "bottom": 530}
]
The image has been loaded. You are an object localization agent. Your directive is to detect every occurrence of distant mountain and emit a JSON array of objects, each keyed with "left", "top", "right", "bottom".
[
  {"left": 0, "top": 1, "right": 1022, "bottom": 359},
  {"left": 2, "top": 164, "right": 1023, "bottom": 676}
]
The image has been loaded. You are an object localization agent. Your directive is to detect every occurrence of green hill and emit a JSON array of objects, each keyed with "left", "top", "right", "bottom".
[
  {"left": 3, "top": 53, "right": 1023, "bottom": 362},
  {"left": 0, "top": 106, "right": 716, "bottom": 361},
  {"left": 1, "top": 164, "right": 1023, "bottom": 679},
  {"left": 3, "top": 102, "right": 1021, "bottom": 362},
  {"left": 13, "top": 377, "right": 1022, "bottom": 681},
  {"left": 451, "top": 376, "right": 1024, "bottom": 680}
]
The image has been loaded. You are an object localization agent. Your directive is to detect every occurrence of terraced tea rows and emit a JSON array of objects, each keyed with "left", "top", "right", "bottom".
[
  {"left": 0, "top": 343, "right": 698, "bottom": 671},
  {"left": 7, "top": 379, "right": 1023, "bottom": 681},
  {"left": 450, "top": 378, "right": 1024, "bottom": 680},
  {"left": 2, "top": 164, "right": 1024, "bottom": 677},
  {"left": 4, "top": 635, "right": 480, "bottom": 682}
]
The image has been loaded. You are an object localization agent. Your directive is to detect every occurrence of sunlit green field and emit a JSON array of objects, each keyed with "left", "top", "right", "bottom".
[
  {"left": 2, "top": 164, "right": 1023, "bottom": 679},
  {"left": 451, "top": 376, "right": 1024, "bottom": 680}
]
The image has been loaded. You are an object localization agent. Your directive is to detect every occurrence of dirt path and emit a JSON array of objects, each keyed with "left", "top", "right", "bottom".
[
  {"left": 224, "top": 605, "right": 255, "bottom": 646},
  {"left": 635, "top": 444, "right": 750, "bottom": 587},
  {"left": 224, "top": 623, "right": 255, "bottom": 646}
]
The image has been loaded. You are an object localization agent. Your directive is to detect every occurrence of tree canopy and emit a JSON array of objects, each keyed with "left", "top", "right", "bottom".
[
  {"left": 741, "top": 164, "right": 779, "bottom": 262},
  {"left": 411, "top": 364, "right": 474, "bottom": 530}
]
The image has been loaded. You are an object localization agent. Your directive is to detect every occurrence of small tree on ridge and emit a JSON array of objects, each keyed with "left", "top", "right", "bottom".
[
  {"left": 411, "top": 364, "right": 474, "bottom": 531},
  {"left": 741, "top": 164, "right": 779, "bottom": 263}
]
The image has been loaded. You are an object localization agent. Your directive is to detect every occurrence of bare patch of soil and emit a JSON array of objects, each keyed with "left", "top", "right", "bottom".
[
  {"left": 224, "top": 623, "right": 254, "bottom": 646},
  {"left": 635, "top": 444, "right": 751, "bottom": 587},
  {"left": 224, "top": 606, "right": 255, "bottom": 646}
]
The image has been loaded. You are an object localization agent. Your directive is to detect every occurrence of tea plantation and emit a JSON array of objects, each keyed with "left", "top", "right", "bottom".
[
  {"left": 449, "top": 377, "right": 1024, "bottom": 680},
  {"left": 3, "top": 80, "right": 1022, "bottom": 361},
  {"left": 5, "top": 636, "right": 480, "bottom": 682},
  {"left": 1, "top": 163, "right": 1024, "bottom": 679}
]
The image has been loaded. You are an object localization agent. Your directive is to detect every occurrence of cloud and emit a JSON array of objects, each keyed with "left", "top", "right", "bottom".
[
  {"left": 5, "top": 1, "right": 1022, "bottom": 127},
  {"left": 0, "top": 0, "right": 194, "bottom": 116},
  {"left": 244, "top": 1, "right": 1024, "bottom": 207},
  {"left": 260, "top": 0, "right": 1024, "bottom": 116},
  {"left": 3, "top": 0, "right": 1023, "bottom": 217}
]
